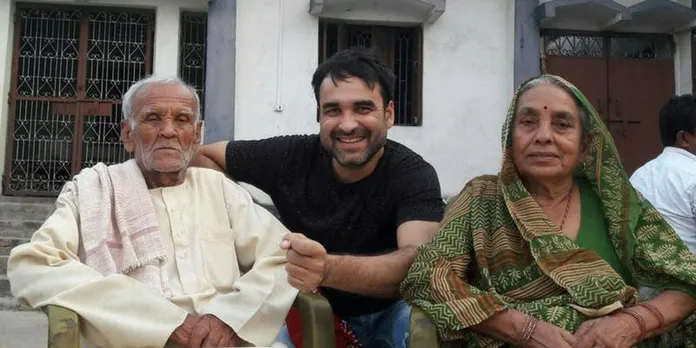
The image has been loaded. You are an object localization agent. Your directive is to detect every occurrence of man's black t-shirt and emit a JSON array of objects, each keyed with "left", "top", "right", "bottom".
[{"left": 225, "top": 134, "right": 444, "bottom": 317}]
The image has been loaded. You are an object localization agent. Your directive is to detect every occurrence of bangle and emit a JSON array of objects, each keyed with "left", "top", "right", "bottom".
[
  {"left": 518, "top": 316, "right": 539, "bottom": 348},
  {"left": 619, "top": 308, "right": 647, "bottom": 338},
  {"left": 638, "top": 303, "right": 666, "bottom": 329}
]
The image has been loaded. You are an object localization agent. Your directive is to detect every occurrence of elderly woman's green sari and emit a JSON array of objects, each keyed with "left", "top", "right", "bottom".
[{"left": 401, "top": 75, "right": 696, "bottom": 347}]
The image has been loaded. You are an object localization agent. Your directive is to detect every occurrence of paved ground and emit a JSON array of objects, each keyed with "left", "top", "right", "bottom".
[{"left": 0, "top": 310, "right": 47, "bottom": 348}]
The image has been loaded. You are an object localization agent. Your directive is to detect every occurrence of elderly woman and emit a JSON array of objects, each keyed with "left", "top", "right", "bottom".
[{"left": 401, "top": 75, "right": 696, "bottom": 348}]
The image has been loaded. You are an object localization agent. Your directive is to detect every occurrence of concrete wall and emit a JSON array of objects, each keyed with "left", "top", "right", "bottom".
[
  {"left": 234, "top": 0, "right": 319, "bottom": 139},
  {"left": 234, "top": 0, "right": 516, "bottom": 198}
]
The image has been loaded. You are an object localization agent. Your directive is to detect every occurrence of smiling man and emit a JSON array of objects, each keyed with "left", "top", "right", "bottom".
[{"left": 192, "top": 47, "right": 444, "bottom": 347}]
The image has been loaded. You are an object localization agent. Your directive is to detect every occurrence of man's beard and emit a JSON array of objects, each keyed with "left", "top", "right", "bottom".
[{"left": 332, "top": 136, "right": 386, "bottom": 168}]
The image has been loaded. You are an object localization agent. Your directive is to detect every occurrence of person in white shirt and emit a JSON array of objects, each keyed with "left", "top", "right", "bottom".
[
  {"left": 631, "top": 94, "right": 696, "bottom": 253},
  {"left": 7, "top": 76, "right": 325, "bottom": 347}
]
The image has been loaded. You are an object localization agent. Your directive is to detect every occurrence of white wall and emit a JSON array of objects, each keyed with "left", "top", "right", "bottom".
[
  {"left": 235, "top": 0, "right": 320, "bottom": 138},
  {"left": 234, "top": 0, "right": 515, "bottom": 198},
  {"left": 391, "top": 0, "right": 514, "bottom": 197}
]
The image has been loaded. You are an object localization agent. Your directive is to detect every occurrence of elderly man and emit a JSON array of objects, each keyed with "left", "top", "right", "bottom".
[{"left": 7, "top": 76, "right": 309, "bottom": 348}]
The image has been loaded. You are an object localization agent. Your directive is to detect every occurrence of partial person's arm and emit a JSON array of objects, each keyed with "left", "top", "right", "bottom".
[
  {"left": 321, "top": 220, "right": 439, "bottom": 298},
  {"left": 191, "top": 141, "right": 229, "bottom": 173},
  {"left": 321, "top": 157, "right": 444, "bottom": 298},
  {"left": 634, "top": 290, "right": 696, "bottom": 339},
  {"left": 571, "top": 289, "right": 696, "bottom": 348},
  {"left": 7, "top": 185, "right": 188, "bottom": 348},
  {"left": 192, "top": 137, "right": 295, "bottom": 193},
  {"left": 471, "top": 308, "right": 573, "bottom": 345},
  {"left": 198, "top": 176, "right": 298, "bottom": 346}
]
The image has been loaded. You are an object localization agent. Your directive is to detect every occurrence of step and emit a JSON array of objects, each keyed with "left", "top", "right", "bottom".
[
  {"left": 0, "top": 255, "right": 8, "bottom": 275},
  {"left": 0, "top": 296, "right": 43, "bottom": 311},
  {"left": 0, "top": 275, "right": 10, "bottom": 299},
  {"left": 0, "top": 201, "right": 55, "bottom": 222},
  {"left": 0, "top": 220, "right": 44, "bottom": 239},
  {"left": 0, "top": 237, "right": 30, "bottom": 257},
  {"left": 0, "top": 196, "right": 55, "bottom": 204},
  {"left": 0, "top": 296, "right": 22, "bottom": 311}
]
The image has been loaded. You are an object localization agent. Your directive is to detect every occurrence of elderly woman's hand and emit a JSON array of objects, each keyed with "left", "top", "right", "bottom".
[
  {"left": 527, "top": 320, "right": 576, "bottom": 348},
  {"left": 572, "top": 314, "right": 642, "bottom": 348}
]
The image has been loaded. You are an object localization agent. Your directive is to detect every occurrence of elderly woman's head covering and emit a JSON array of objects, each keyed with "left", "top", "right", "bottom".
[
  {"left": 499, "top": 75, "right": 639, "bottom": 270},
  {"left": 401, "top": 75, "right": 696, "bottom": 346}
]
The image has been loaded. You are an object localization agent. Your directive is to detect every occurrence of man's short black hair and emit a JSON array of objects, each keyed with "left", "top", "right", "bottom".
[
  {"left": 659, "top": 94, "right": 696, "bottom": 147},
  {"left": 311, "top": 46, "right": 396, "bottom": 108}
]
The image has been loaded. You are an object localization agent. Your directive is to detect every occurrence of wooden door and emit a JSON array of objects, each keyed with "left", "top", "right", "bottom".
[
  {"left": 542, "top": 31, "right": 675, "bottom": 175},
  {"left": 542, "top": 32, "right": 608, "bottom": 119},
  {"left": 607, "top": 35, "right": 674, "bottom": 175}
]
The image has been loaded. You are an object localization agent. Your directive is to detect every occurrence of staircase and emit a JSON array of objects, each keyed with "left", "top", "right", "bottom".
[{"left": 0, "top": 196, "right": 55, "bottom": 310}]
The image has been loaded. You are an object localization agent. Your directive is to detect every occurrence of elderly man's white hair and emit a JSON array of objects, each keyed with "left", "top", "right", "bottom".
[{"left": 121, "top": 76, "right": 201, "bottom": 126}]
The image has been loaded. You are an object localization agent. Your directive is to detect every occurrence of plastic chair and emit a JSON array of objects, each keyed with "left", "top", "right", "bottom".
[{"left": 44, "top": 292, "right": 336, "bottom": 348}]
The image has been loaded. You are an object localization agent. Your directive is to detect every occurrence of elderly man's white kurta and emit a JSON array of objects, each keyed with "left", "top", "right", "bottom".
[{"left": 8, "top": 167, "right": 298, "bottom": 348}]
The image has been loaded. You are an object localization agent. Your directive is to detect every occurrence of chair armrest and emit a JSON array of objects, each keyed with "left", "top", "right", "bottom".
[
  {"left": 292, "top": 292, "right": 336, "bottom": 348},
  {"left": 44, "top": 305, "right": 80, "bottom": 348},
  {"left": 409, "top": 305, "right": 439, "bottom": 348},
  {"left": 43, "top": 295, "right": 337, "bottom": 348}
]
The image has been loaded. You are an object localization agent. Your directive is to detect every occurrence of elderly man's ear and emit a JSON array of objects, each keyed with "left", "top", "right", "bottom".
[
  {"left": 194, "top": 120, "right": 203, "bottom": 146},
  {"left": 121, "top": 120, "right": 135, "bottom": 153}
]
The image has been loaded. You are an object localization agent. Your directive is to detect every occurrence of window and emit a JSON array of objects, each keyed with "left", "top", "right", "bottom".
[
  {"left": 318, "top": 21, "right": 423, "bottom": 126},
  {"left": 179, "top": 12, "right": 207, "bottom": 118}
]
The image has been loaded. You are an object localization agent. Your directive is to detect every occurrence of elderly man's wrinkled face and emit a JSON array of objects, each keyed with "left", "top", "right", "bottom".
[
  {"left": 511, "top": 83, "right": 586, "bottom": 182},
  {"left": 121, "top": 83, "right": 201, "bottom": 173}
]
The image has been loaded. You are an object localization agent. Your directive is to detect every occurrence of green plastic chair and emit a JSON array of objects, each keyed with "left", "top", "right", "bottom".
[
  {"left": 45, "top": 292, "right": 336, "bottom": 348},
  {"left": 46, "top": 294, "right": 440, "bottom": 348},
  {"left": 409, "top": 305, "right": 440, "bottom": 347}
]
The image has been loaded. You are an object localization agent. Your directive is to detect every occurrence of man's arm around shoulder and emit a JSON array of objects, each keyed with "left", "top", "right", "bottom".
[{"left": 191, "top": 141, "right": 229, "bottom": 173}]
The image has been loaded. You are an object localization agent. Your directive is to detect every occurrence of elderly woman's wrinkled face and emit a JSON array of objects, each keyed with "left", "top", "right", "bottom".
[
  {"left": 121, "top": 83, "right": 201, "bottom": 173},
  {"left": 511, "top": 83, "right": 586, "bottom": 182}
]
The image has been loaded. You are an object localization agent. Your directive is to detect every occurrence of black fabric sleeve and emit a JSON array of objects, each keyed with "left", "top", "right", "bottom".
[
  {"left": 225, "top": 136, "right": 296, "bottom": 193},
  {"left": 393, "top": 157, "right": 445, "bottom": 227}
]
